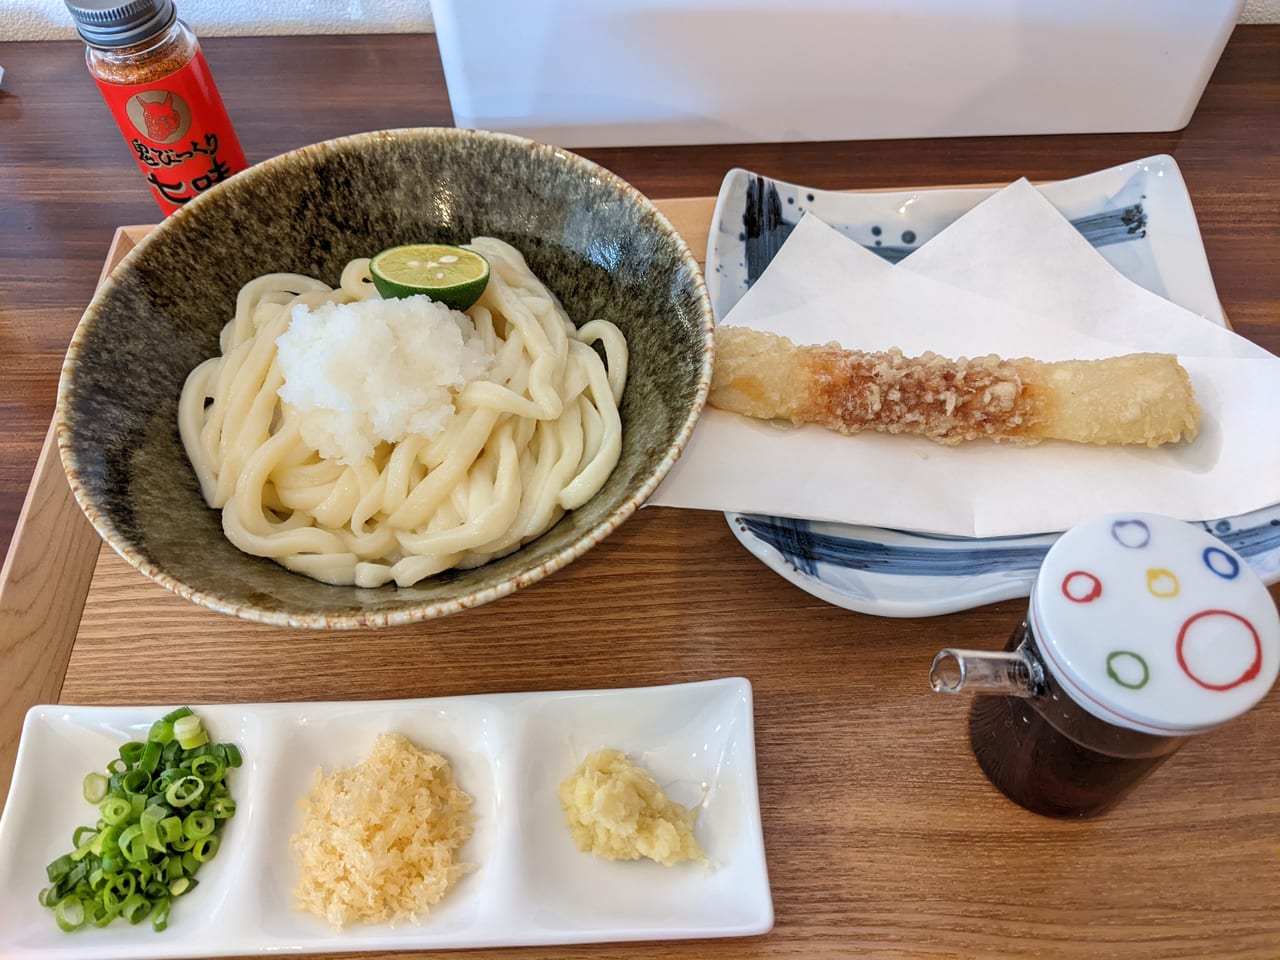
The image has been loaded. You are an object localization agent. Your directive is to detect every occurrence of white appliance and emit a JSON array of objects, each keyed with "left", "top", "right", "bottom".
[{"left": 432, "top": 0, "right": 1245, "bottom": 147}]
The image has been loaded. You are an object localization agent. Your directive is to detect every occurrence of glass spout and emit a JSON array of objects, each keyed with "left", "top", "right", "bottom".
[{"left": 930, "top": 648, "right": 1042, "bottom": 697}]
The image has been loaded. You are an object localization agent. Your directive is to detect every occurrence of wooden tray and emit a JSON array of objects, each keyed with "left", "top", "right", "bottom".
[{"left": 3, "top": 200, "right": 1278, "bottom": 960}]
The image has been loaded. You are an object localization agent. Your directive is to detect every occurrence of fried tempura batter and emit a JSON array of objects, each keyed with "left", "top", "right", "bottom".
[{"left": 710, "top": 327, "right": 1200, "bottom": 447}]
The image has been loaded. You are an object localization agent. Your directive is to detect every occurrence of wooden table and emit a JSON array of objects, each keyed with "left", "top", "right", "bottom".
[{"left": 2, "top": 28, "right": 1278, "bottom": 960}]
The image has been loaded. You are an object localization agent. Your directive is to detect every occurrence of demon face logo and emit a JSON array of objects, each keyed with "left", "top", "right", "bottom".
[{"left": 126, "top": 90, "right": 191, "bottom": 144}]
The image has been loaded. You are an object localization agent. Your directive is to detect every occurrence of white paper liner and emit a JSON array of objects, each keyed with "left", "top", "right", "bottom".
[{"left": 652, "top": 180, "right": 1280, "bottom": 538}]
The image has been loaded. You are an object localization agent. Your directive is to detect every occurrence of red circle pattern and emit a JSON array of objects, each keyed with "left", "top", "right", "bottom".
[
  {"left": 1061, "top": 570, "right": 1102, "bottom": 603},
  {"left": 1175, "top": 609, "right": 1263, "bottom": 691}
]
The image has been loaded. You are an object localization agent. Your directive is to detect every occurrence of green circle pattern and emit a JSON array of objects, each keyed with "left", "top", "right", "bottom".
[{"left": 1106, "top": 650, "right": 1150, "bottom": 690}]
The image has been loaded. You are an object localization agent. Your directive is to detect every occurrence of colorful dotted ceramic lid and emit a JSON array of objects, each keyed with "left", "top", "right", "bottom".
[{"left": 1031, "top": 513, "right": 1280, "bottom": 736}]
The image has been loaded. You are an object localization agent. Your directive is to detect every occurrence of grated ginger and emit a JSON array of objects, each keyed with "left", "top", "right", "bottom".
[
  {"left": 558, "top": 749, "right": 705, "bottom": 867},
  {"left": 290, "top": 732, "right": 475, "bottom": 928}
]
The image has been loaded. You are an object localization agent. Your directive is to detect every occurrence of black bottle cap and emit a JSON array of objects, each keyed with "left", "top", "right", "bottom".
[{"left": 64, "top": 0, "right": 178, "bottom": 49}]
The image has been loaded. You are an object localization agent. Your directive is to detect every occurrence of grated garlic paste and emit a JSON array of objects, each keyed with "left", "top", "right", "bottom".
[
  {"left": 558, "top": 749, "right": 705, "bottom": 867},
  {"left": 290, "top": 732, "right": 474, "bottom": 928}
]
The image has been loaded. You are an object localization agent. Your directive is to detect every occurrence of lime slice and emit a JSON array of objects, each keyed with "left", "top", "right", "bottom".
[{"left": 369, "top": 243, "right": 491, "bottom": 310}]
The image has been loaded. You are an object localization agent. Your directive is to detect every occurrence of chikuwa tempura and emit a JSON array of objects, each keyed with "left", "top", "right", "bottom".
[{"left": 710, "top": 326, "right": 1200, "bottom": 447}]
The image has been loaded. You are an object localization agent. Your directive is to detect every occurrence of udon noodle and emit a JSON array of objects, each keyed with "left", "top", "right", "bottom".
[{"left": 178, "top": 237, "right": 628, "bottom": 588}]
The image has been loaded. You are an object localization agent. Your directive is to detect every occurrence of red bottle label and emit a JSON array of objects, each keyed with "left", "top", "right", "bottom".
[{"left": 94, "top": 49, "right": 249, "bottom": 216}]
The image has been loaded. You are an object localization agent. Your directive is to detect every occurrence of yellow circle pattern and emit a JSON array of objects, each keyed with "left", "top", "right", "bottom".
[{"left": 1146, "top": 568, "right": 1180, "bottom": 598}]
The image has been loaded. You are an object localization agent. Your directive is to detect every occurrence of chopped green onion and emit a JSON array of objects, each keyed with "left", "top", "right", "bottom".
[
  {"left": 118, "top": 741, "right": 145, "bottom": 764},
  {"left": 85, "top": 898, "right": 117, "bottom": 927},
  {"left": 183, "top": 810, "right": 215, "bottom": 839},
  {"left": 71, "top": 830, "right": 98, "bottom": 863},
  {"left": 148, "top": 719, "right": 175, "bottom": 744},
  {"left": 140, "top": 739, "right": 163, "bottom": 774},
  {"left": 54, "top": 896, "right": 86, "bottom": 932},
  {"left": 118, "top": 824, "right": 148, "bottom": 863},
  {"left": 172, "top": 715, "right": 207, "bottom": 750},
  {"left": 120, "top": 892, "right": 150, "bottom": 925},
  {"left": 94, "top": 823, "right": 121, "bottom": 856},
  {"left": 107, "top": 872, "right": 136, "bottom": 899},
  {"left": 82, "top": 772, "right": 109, "bottom": 804},
  {"left": 99, "top": 796, "right": 131, "bottom": 825},
  {"left": 189, "top": 755, "right": 224, "bottom": 783},
  {"left": 183, "top": 743, "right": 213, "bottom": 762},
  {"left": 165, "top": 775, "right": 204, "bottom": 808},
  {"left": 41, "top": 707, "right": 240, "bottom": 935},
  {"left": 159, "top": 740, "right": 179, "bottom": 765},
  {"left": 191, "top": 835, "right": 219, "bottom": 863},
  {"left": 120, "top": 767, "right": 151, "bottom": 795},
  {"left": 150, "top": 897, "right": 172, "bottom": 932},
  {"left": 159, "top": 815, "right": 183, "bottom": 844},
  {"left": 64, "top": 859, "right": 89, "bottom": 889},
  {"left": 141, "top": 804, "right": 168, "bottom": 852},
  {"left": 45, "top": 853, "right": 73, "bottom": 885}
]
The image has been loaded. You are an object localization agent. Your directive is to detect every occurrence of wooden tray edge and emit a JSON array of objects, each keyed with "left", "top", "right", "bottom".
[{"left": 0, "top": 225, "right": 175, "bottom": 812}]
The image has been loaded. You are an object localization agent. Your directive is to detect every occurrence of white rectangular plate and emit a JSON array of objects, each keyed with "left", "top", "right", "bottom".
[{"left": 0, "top": 678, "right": 771, "bottom": 957}]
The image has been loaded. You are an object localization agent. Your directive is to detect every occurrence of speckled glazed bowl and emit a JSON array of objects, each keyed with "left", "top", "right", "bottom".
[{"left": 56, "top": 128, "right": 712, "bottom": 629}]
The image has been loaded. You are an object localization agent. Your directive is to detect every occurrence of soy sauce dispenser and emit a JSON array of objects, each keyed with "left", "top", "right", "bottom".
[{"left": 930, "top": 513, "right": 1280, "bottom": 818}]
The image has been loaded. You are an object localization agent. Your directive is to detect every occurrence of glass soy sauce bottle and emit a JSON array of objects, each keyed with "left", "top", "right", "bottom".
[{"left": 930, "top": 512, "right": 1279, "bottom": 818}]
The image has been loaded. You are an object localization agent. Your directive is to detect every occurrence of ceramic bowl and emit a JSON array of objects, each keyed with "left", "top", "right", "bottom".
[{"left": 56, "top": 128, "right": 712, "bottom": 629}]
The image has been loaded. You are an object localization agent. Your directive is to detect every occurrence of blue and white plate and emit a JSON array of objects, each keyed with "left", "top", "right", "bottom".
[{"left": 707, "top": 155, "right": 1280, "bottom": 617}]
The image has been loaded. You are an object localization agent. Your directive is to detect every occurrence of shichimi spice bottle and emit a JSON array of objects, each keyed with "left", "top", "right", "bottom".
[{"left": 64, "top": 0, "right": 249, "bottom": 215}]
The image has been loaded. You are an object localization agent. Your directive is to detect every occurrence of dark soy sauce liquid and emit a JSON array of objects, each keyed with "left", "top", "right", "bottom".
[{"left": 968, "top": 621, "right": 1185, "bottom": 818}]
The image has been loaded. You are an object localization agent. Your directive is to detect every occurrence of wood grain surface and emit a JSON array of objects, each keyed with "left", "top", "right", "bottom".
[{"left": 1, "top": 27, "right": 1278, "bottom": 960}]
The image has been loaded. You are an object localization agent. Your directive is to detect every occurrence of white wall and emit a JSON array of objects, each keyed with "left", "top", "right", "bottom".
[
  {"left": 1243, "top": 0, "right": 1280, "bottom": 19},
  {"left": 5, "top": 0, "right": 1279, "bottom": 40},
  {"left": 4, "top": 1, "right": 433, "bottom": 39}
]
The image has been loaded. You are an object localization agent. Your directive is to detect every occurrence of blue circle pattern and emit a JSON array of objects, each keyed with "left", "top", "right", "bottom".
[
  {"left": 1110, "top": 519, "right": 1151, "bottom": 549},
  {"left": 1203, "top": 546, "right": 1240, "bottom": 579}
]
